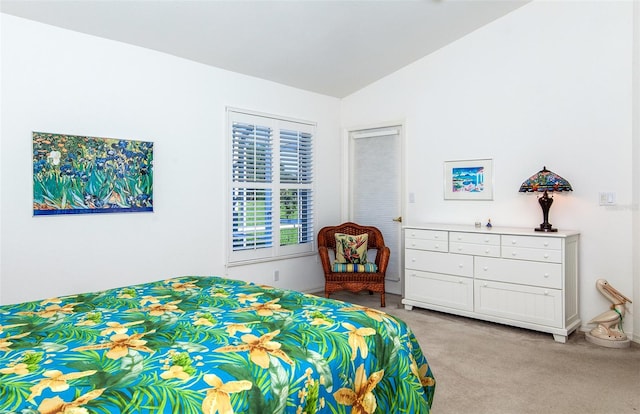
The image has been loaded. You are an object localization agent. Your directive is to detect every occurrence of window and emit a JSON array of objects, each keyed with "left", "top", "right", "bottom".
[{"left": 228, "top": 109, "right": 315, "bottom": 263}]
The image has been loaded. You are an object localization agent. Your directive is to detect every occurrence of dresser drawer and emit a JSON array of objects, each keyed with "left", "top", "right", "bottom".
[
  {"left": 501, "top": 235, "right": 561, "bottom": 250},
  {"left": 474, "top": 280, "right": 563, "bottom": 328},
  {"left": 450, "top": 232, "right": 500, "bottom": 245},
  {"left": 405, "top": 229, "right": 448, "bottom": 242},
  {"left": 475, "top": 256, "right": 562, "bottom": 289},
  {"left": 405, "top": 235, "right": 448, "bottom": 252},
  {"left": 450, "top": 242, "right": 500, "bottom": 257},
  {"left": 405, "top": 249, "right": 473, "bottom": 277},
  {"left": 502, "top": 246, "right": 561, "bottom": 263},
  {"left": 405, "top": 270, "right": 473, "bottom": 311}
]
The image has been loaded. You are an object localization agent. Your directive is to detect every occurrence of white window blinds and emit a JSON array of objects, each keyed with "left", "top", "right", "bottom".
[
  {"left": 280, "top": 129, "right": 312, "bottom": 184},
  {"left": 232, "top": 122, "right": 273, "bottom": 183},
  {"left": 228, "top": 110, "right": 315, "bottom": 263}
]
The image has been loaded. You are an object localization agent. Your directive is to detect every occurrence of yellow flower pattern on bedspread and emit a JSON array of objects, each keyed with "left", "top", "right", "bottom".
[{"left": 0, "top": 276, "right": 435, "bottom": 413}]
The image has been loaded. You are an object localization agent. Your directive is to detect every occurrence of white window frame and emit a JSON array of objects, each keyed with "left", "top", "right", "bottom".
[{"left": 226, "top": 108, "right": 316, "bottom": 265}]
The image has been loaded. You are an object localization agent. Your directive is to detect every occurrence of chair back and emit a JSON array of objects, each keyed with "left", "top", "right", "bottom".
[{"left": 317, "top": 222, "right": 386, "bottom": 251}]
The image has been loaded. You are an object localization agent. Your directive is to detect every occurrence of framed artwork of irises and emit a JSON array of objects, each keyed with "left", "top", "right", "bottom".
[
  {"left": 443, "top": 158, "right": 493, "bottom": 200},
  {"left": 33, "top": 132, "right": 154, "bottom": 216}
]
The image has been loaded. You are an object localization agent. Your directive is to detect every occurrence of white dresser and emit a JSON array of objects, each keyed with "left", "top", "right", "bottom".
[{"left": 402, "top": 223, "right": 580, "bottom": 343}]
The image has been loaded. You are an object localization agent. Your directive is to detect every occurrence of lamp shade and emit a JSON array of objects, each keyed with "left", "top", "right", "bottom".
[{"left": 519, "top": 166, "right": 573, "bottom": 193}]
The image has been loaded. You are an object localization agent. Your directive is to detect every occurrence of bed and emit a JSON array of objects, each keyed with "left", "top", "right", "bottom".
[{"left": 0, "top": 276, "right": 435, "bottom": 413}]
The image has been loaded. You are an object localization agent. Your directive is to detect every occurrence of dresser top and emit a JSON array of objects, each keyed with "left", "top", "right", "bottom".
[{"left": 405, "top": 223, "right": 580, "bottom": 238}]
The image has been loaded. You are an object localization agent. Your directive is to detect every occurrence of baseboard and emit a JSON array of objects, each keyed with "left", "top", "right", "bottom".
[{"left": 301, "top": 285, "right": 325, "bottom": 295}]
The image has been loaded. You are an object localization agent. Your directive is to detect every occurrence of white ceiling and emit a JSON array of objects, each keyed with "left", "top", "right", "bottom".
[{"left": 1, "top": 0, "right": 529, "bottom": 98}]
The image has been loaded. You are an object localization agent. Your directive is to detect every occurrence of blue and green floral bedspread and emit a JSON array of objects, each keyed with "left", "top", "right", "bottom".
[{"left": 0, "top": 276, "right": 435, "bottom": 413}]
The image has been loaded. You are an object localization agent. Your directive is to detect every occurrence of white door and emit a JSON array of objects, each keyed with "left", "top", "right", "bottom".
[{"left": 349, "top": 126, "right": 403, "bottom": 295}]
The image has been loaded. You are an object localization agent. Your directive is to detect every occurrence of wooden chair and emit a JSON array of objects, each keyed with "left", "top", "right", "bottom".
[{"left": 317, "top": 222, "right": 390, "bottom": 307}]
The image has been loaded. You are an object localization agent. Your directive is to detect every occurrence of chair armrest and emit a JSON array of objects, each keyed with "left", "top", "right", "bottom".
[
  {"left": 318, "top": 246, "right": 332, "bottom": 272},
  {"left": 375, "top": 246, "right": 391, "bottom": 273}
]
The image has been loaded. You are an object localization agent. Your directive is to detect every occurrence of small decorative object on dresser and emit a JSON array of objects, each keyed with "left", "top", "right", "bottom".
[{"left": 402, "top": 223, "right": 580, "bottom": 343}]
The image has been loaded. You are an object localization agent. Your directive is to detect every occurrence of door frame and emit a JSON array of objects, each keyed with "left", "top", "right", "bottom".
[{"left": 342, "top": 121, "right": 406, "bottom": 294}]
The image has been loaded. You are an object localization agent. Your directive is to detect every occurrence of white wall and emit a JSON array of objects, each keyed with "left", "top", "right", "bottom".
[
  {"left": 0, "top": 14, "right": 342, "bottom": 304},
  {"left": 342, "top": 0, "right": 636, "bottom": 338}
]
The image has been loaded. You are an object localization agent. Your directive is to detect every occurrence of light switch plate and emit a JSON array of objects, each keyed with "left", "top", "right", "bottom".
[{"left": 598, "top": 192, "right": 616, "bottom": 206}]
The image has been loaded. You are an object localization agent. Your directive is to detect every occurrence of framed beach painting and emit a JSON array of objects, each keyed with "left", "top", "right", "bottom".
[
  {"left": 444, "top": 158, "right": 493, "bottom": 200},
  {"left": 33, "top": 132, "right": 153, "bottom": 216}
]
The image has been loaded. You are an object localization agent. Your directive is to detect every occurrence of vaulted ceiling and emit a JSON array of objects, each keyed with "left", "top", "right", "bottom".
[{"left": 1, "top": 0, "right": 529, "bottom": 97}]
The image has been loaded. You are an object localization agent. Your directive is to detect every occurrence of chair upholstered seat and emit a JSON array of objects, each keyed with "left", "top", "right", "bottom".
[{"left": 317, "top": 222, "right": 390, "bottom": 307}]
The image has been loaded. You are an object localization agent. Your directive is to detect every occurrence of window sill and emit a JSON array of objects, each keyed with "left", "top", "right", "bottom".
[{"left": 226, "top": 251, "right": 317, "bottom": 268}]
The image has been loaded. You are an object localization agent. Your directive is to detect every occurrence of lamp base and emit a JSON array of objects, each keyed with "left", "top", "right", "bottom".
[
  {"left": 535, "top": 227, "right": 558, "bottom": 232},
  {"left": 536, "top": 191, "right": 557, "bottom": 232}
]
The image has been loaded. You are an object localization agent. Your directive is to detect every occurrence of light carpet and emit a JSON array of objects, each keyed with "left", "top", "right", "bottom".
[{"left": 326, "top": 291, "right": 640, "bottom": 414}]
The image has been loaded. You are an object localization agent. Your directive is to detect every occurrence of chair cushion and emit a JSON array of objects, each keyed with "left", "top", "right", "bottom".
[
  {"left": 332, "top": 262, "right": 379, "bottom": 273},
  {"left": 335, "top": 233, "right": 368, "bottom": 264}
]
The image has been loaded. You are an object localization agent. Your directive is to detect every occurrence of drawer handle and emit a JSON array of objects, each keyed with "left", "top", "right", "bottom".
[
  {"left": 512, "top": 252, "right": 517, "bottom": 256},
  {"left": 483, "top": 266, "right": 488, "bottom": 271},
  {"left": 457, "top": 236, "right": 462, "bottom": 240},
  {"left": 411, "top": 258, "right": 416, "bottom": 262},
  {"left": 458, "top": 263, "right": 464, "bottom": 268},
  {"left": 511, "top": 240, "right": 517, "bottom": 245},
  {"left": 435, "top": 244, "right": 440, "bottom": 249},
  {"left": 543, "top": 254, "right": 549, "bottom": 258},
  {"left": 411, "top": 243, "right": 416, "bottom": 247},
  {"left": 459, "top": 279, "right": 464, "bottom": 284},
  {"left": 544, "top": 290, "right": 549, "bottom": 295},
  {"left": 484, "top": 249, "right": 490, "bottom": 254},
  {"left": 458, "top": 247, "right": 463, "bottom": 251},
  {"left": 544, "top": 242, "right": 549, "bottom": 247},
  {"left": 483, "top": 283, "right": 488, "bottom": 287},
  {"left": 544, "top": 273, "right": 550, "bottom": 278}
]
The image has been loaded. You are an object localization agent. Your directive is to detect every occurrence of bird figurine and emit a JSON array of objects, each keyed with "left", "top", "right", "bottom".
[{"left": 588, "top": 279, "right": 632, "bottom": 341}]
